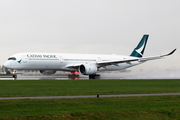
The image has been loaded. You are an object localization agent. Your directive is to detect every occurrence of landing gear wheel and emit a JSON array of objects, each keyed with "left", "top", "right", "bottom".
[
  {"left": 89, "top": 74, "right": 100, "bottom": 79},
  {"left": 13, "top": 74, "right": 17, "bottom": 79},
  {"left": 68, "top": 74, "right": 79, "bottom": 79}
]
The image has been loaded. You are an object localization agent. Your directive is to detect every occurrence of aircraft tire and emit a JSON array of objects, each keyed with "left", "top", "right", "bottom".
[
  {"left": 89, "top": 74, "right": 100, "bottom": 79},
  {"left": 13, "top": 74, "right": 17, "bottom": 79},
  {"left": 68, "top": 74, "right": 79, "bottom": 79}
]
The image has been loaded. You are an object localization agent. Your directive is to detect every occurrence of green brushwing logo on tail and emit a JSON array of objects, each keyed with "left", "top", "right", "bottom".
[{"left": 130, "top": 35, "right": 149, "bottom": 58}]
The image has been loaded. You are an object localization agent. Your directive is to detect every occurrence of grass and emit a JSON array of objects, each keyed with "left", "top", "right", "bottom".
[
  {"left": 0, "top": 79, "right": 180, "bottom": 119},
  {"left": 0, "top": 96, "right": 180, "bottom": 119},
  {"left": 0, "top": 79, "right": 180, "bottom": 97}
]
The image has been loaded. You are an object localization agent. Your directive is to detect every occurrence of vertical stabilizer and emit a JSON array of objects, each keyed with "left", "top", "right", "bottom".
[{"left": 130, "top": 35, "right": 149, "bottom": 57}]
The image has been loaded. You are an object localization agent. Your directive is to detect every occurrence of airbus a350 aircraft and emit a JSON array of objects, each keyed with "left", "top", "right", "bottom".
[{"left": 4, "top": 35, "right": 176, "bottom": 79}]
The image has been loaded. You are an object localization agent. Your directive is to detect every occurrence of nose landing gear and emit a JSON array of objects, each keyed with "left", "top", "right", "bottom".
[
  {"left": 12, "top": 71, "right": 17, "bottom": 80},
  {"left": 12, "top": 74, "right": 17, "bottom": 80}
]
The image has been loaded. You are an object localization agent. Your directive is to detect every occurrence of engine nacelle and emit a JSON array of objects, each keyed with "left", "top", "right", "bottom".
[
  {"left": 79, "top": 63, "right": 97, "bottom": 75},
  {"left": 39, "top": 70, "right": 56, "bottom": 75}
]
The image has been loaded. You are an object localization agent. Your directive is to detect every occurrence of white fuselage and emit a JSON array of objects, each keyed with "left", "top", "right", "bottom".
[{"left": 4, "top": 52, "right": 143, "bottom": 72}]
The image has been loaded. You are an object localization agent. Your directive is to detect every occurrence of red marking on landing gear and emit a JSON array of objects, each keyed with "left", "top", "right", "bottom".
[{"left": 71, "top": 71, "right": 79, "bottom": 74}]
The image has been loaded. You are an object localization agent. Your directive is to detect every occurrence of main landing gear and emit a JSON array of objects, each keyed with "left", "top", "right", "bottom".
[
  {"left": 89, "top": 74, "right": 100, "bottom": 79},
  {"left": 68, "top": 71, "right": 80, "bottom": 79},
  {"left": 68, "top": 74, "right": 79, "bottom": 79}
]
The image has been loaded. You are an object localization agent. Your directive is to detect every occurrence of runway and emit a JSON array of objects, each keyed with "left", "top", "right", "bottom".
[
  {"left": 0, "top": 93, "right": 180, "bottom": 100},
  {"left": 1, "top": 70, "right": 180, "bottom": 80},
  {"left": 0, "top": 77, "right": 88, "bottom": 80}
]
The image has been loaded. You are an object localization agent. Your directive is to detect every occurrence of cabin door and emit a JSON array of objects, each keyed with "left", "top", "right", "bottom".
[
  {"left": 22, "top": 55, "right": 27, "bottom": 63},
  {"left": 59, "top": 56, "right": 64, "bottom": 63}
]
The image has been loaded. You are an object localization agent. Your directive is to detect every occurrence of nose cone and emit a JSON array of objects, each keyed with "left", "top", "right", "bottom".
[{"left": 4, "top": 61, "right": 10, "bottom": 69}]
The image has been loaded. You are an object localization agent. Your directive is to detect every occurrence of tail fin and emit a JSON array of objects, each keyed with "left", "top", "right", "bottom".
[{"left": 130, "top": 35, "right": 149, "bottom": 58}]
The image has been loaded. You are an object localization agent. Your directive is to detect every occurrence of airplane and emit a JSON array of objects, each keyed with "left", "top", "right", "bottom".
[{"left": 4, "top": 35, "right": 176, "bottom": 79}]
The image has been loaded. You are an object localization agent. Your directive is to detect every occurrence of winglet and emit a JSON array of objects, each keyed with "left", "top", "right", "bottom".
[{"left": 163, "top": 49, "right": 176, "bottom": 57}]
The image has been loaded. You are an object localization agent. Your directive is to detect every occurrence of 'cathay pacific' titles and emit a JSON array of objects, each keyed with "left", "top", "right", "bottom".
[{"left": 27, "top": 54, "right": 57, "bottom": 58}]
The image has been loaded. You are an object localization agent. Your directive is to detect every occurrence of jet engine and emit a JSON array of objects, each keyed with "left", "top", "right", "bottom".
[
  {"left": 39, "top": 70, "right": 56, "bottom": 75},
  {"left": 79, "top": 63, "right": 97, "bottom": 75}
]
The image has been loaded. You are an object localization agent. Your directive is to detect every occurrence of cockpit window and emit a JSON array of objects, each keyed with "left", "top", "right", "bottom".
[{"left": 8, "top": 57, "right": 16, "bottom": 60}]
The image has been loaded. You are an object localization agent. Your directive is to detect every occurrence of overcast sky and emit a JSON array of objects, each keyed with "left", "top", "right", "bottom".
[{"left": 0, "top": 0, "right": 179, "bottom": 70}]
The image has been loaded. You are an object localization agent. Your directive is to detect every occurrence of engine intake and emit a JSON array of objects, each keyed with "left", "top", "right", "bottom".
[{"left": 79, "top": 63, "right": 97, "bottom": 75}]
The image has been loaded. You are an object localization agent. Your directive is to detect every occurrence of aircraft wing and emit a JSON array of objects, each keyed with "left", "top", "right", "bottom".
[
  {"left": 97, "top": 49, "right": 176, "bottom": 67},
  {"left": 138, "top": 49, "right": 176, "bottom": 61},
  {"left": 64, "top": 49, "right": 176, "bottom": 68},
  {"left": 65, "top": 63, "right": 82, "bottom": 68}
]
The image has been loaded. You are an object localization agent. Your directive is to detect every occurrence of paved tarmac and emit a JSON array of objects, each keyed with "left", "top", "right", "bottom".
[
  {"left": 1, "top": 70, "right": 180, "bottom": 80},
  {"left": 0, "top": 93, "right": 180, "bottom": 100},
  {"left": 0, "top": 77, "right": 73, "bottom": 80}
]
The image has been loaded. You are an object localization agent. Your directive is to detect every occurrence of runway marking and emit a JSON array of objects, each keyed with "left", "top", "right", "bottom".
[{"left": 0, "top": 93, "right": 180, "bottom": 100}]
